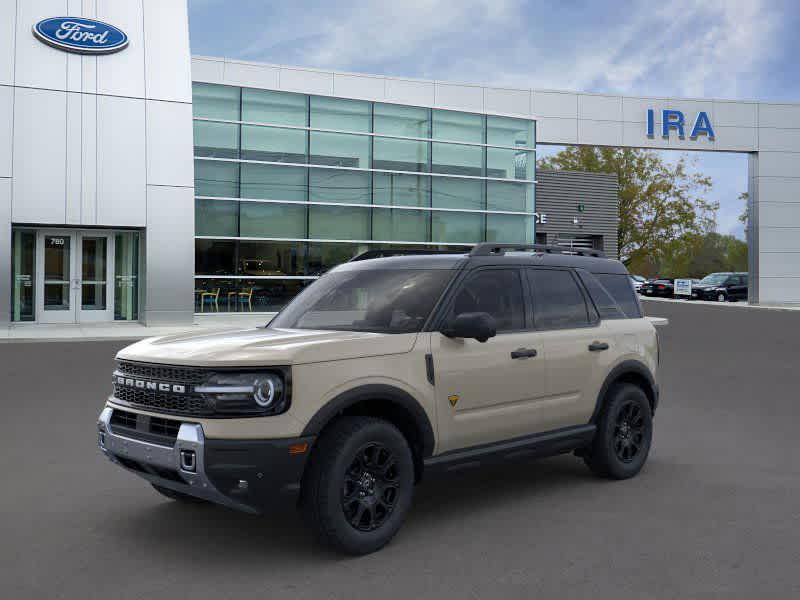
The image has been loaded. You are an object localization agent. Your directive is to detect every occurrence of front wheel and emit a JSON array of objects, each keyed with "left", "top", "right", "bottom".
[
  {"left": 717, "top": 292, "right": 727, "bottom": 302},
  {"left": 301, "top": 417, "right": 415, "bottom": 555},
  {"left": 584, "top": 383, "right": 653, "bottom": 479}
]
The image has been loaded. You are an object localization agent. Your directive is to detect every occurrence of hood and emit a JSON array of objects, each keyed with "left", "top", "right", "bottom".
[{"left": 116, "top": 327, "right": 419, "bottom": 367}]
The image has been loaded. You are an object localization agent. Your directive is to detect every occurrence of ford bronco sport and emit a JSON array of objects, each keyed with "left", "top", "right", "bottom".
[{"left": 97, "top": 243, "right": 662, "bottom": 555}]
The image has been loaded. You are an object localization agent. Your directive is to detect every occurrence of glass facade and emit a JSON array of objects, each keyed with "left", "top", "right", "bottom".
[{"left": 192, "top": 82, "right": 536, "bottom": 312}]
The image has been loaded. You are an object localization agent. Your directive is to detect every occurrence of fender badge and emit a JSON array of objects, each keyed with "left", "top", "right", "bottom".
[{"left": 448, "top": 394, "right": 459, "bottom": 407}]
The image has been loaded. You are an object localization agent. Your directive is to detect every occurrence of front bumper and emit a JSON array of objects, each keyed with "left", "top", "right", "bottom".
[{"left": 97, "top": 407, "right": 314, "bottom": 514}]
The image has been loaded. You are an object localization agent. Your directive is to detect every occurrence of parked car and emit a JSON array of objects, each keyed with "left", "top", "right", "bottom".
[
  {"left": 640, "top": 279, "right": 674, "bottom": 298},
  {"left": 690, "top": 272, "right": 748, "bottom": 302},
  {"left": 630, "top": 275, "right": 646, "bottom": 292}
]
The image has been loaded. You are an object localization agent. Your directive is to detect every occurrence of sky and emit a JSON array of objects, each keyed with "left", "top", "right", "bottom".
[{"left": 188, "top": 0, "right": 800, "bottom": 240}]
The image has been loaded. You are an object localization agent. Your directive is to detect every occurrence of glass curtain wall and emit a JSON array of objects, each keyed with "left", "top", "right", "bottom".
[{"left": 192, "top": 82, "right": 536, "bottom": 312}]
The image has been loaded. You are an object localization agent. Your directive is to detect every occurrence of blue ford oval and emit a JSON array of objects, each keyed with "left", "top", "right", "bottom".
[{"left": 33, "top": 17, "right": 128, "bottom": 54}]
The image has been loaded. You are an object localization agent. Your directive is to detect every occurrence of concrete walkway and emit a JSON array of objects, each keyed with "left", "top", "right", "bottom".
[{"left": 1, "top": 313, "right": 276, "bottom": 343}]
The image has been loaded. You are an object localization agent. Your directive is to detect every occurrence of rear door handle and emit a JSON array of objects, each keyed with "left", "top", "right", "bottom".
[
  {"left": 588, "top": 341, "right": 609, "bottom": 352},
  {"left": 511, "top": 348, "right": 537, "bottom": 359}
]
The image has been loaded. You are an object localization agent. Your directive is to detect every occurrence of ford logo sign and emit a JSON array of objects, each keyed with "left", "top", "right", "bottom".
[{"left": 33, "top": 17, "right": 128, "bottom": 55}]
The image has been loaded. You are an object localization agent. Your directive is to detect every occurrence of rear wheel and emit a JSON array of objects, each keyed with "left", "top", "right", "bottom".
[
  {"left": 584, "top": 383, "right": 653, "bottom": 479},
  {"left": 151, "top": 483, "right": 207, "bottom": 504},
  {"left": 301, "top": 416, "right": 415, "bottom": 555}
]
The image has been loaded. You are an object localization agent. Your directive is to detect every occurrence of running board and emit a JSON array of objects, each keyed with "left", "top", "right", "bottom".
[{"left": 424, "top": 424, "right": 597, "bottom": 472}]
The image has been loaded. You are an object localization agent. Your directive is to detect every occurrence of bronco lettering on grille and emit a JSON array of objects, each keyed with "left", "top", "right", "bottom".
[{"left": 115, "top": 376, "right": 186, "bottom": 394}]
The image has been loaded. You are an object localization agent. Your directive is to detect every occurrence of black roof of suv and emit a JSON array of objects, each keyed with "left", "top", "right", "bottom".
[{"left": 343, "top": 243, "right": 629, "bottom": 276}]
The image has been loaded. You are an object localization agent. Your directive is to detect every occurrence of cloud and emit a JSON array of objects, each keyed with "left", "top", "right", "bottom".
[{"left": 222, "top": 0, "right": 782, "bottom": 100}]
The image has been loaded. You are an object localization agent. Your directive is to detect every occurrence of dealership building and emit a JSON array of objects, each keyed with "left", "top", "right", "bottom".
[{"left": 2, "top": 1, "right": 800, "bottom": 327}]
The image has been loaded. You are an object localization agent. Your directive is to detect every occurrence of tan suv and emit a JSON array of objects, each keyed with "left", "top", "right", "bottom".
[{"left": 97, "top": 243, "right": 662, "bottom": 555}]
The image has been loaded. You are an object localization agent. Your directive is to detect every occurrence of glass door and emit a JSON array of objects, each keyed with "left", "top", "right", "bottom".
[
  {"left": 37, "top": 231, "right": 77, "bottom": 323},
  {"left": 78, "top": 232, "right": 114, "bottom": 322}
]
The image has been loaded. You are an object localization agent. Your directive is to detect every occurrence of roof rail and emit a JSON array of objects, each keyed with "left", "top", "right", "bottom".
[
  {"left": 349, "top": 248, "right": 466, "bottom": 262},
  {"left": 470, "top": 243, "right": 606, "bottom": 258}
]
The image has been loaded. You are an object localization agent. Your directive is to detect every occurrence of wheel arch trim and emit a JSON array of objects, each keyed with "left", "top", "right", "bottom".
[{"left": 590, "top": 360, "right": 658, "bottom": 422}]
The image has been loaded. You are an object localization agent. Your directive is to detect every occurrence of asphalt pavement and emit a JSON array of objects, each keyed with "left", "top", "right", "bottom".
[{"left": 1, "top": 300, "right": 799, "bottom": 599}]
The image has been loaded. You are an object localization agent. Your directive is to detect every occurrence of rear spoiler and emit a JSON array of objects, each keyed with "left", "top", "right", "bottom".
[{"left": 646, "top": 316, "right": 669, "bottom": 327}]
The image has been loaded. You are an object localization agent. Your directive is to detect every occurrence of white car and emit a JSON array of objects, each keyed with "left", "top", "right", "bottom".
[{"left": 630, "top": 275, "right": 646, "bottom": 292}]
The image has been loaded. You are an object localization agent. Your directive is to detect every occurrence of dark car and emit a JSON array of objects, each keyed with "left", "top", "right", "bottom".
[
  {"left": 640, "top": 278, "right": 674, "bottom": 298},
  {"left": 691, "top": 272, "right": 749, "bottom": 302}
]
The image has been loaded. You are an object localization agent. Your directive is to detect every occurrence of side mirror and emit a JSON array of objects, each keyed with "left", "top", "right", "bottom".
[{"left": 442, "top": 312, "right": 497, "bottom": 343}]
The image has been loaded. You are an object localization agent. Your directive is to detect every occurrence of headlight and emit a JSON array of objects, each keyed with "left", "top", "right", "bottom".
[
  {"left": 195, "top": 371, "right": 289, "bottom": 416},
  {"left": 714, "top": 287, "right": 727, "bottom": 291}
]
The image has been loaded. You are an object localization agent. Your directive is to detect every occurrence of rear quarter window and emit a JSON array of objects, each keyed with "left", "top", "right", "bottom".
[{"left": 594, "top": 273, "right": 642, "bottom": 318}]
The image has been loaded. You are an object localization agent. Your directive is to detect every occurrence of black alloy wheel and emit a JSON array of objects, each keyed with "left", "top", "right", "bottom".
[
  {"left": 342, "top": 442, "right": 400, "bottom": 532},
  {"left": 613, "top": 400, "right": 645, "bottom": 463}
]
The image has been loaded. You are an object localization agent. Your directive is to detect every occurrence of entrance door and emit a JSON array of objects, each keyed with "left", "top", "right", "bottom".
[{"left": 36, "top": 231, "right": 113, "bottom": 323}]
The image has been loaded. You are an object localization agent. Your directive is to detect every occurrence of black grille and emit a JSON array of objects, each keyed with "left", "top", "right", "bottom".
[
  {"left": 113, "top": 361, "right": 213, "bottom": 416},
  {"left": 108, "top": 409, "right": 185, "bottom": 446}
]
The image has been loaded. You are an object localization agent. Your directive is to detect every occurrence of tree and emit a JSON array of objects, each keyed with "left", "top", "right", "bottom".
[{"left": 538, "top": 147, "right": 718, "bottom": 270}]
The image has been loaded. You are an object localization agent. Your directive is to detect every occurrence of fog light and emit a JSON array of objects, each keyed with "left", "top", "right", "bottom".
[
  {"left": 180, "top": 450, "right": 196, "bottom": 472},
  {"left": 98, "top": 432, "right": 106, "bottom": 449}
]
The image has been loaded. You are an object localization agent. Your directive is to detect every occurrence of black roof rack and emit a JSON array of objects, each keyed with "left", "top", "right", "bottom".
[
  {"left": 349, "top": 248, "right": 467, "bottom": 262},
  {"left": 470, "top": 243, "right": 606, "bottom": 258}
]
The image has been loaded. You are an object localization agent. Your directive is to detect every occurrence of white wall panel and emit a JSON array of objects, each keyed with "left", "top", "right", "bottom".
[
  {"left": 143, "top": 0, "right": 191, "bottom": 102},
  {"left": 759, "top": 128, "right": 800, "bottom": 153},
  {"left": 80, "top": 92, "right": 97, "bottom": 224},
  {"left": 0, "top": 0, "right": 15, "bottom": 85},
  {"left": 146, "top": 100, "right": 193, "bottom": 187},
  {"left": 759, "top": 103, "right": 800, "bottom": 129},
  {"left": 533, "top": 91, "right": 577, "bottom": 119},
  {"left": 96, "top": 95, "right": 146, "bottom": 225},
  {"left": 536, "top": 117, "right": 577, "bottom": 145},
  {"left": 758, "top": 226, "right": 800, "bottom": 252},
  {"left": 484, "top": 87, "right": 530, "bottom": 117},
  {"left": 621, "top": 97, "right": 655, "bottom": 123},
  {"left": 0, "top": 85, "right": 12, "bottom": 178},
  {"left": 713, "top": 101, "right": 757, "bottom": 128},
  {"left": 578, "top": 119, "right": 623, "bottom": 146},
  {"left": 65, "top": 92, "right": 82, "bottom": 223},
  {"left": 757, "top": 152, "right": 800, "bottom": 178},
  {"left": 96, "top": 0, "right": 145, "bottom": 98},
  {"left": 385, "top": 78, "right": 435, "bottom": 107},
  {"left": 223, "top": 61, "right": 279, "bottom": 89},
  {"left": 578, "top": 95, "right": 622, "bottom": 121},
  {"left": 191, "top": 57, "right": 225, "bottom": 83},
  {"left": 757, "top": 177, "right": 800, "bottom": 204},
  {"left": 759, "top": 201, "right": 800, "bottom": 228},
  {"left": 435, "top": 82, "right": 483, "bottom": 112},
  {"left": 11, "top": 87, "right": 66, "bottom": 223},
  {"left": 758, "top": 277, "right": 800, "bottom": 304},
  {"left": 622, "top": 121, "right": 667, "bottom": 149},
  {"left": 14, "top": 0, "right": 69, "bottom": 90},
  {"left": 333, "top": 73, "right": 384, "bottom": 101},
  {"left": 713, "top": 126, "right": 757, "bottom": 152},
  {"left": 279, "top": 67, "right": 334, "bottom": 95}
]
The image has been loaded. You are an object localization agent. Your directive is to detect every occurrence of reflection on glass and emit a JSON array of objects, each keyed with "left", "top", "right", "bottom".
[
  {"left": 196, "top": 199, "right": 239, "bottom": 237},
  {"left": 193, "top": 121, "right": 239, "bottom": 159},
  {"left": 309, "top": 169, "right": 370, "bottom": 204},
  {"left": 242, "top": 88, "right": 307, "bottom": 126},
  {"left": 487, "top": 181, "right": 534, "bottom": 212},
  {"left": 486, "top": 116, "right": 534, "bottom": 148},
  {"left": 195, "top": 240, "right": 237, "bottom": 275},
  {"left": 486, "top": 148, "right": 533, "bottom": 180},
  {"left": 114, "top": 232, "right": 139, "bottom": 321},
  {"left": 374, "top": 104, "right": 429, "bottom": 137},
  {"left": 44, "top": 235, "right": 71, "bottom": 311},
  {"left": 310, "top": 132, "right": 369, "bottom": 168},
  {"left": 373, "top": 137, "right": 428, "bottom": 172},
  {"left": 431, "top": 143, "right": 483, "bottom": 176},
  {"left": 309, "top": 205, "right": 370, "bottom": 240},
  {"left": 238, "top": 241, "right": 306, "bottom": 276},
  {"left": 372, "top": 208, "right": 430, "bottom": 242},
  {"left": 432, "top": 110, "right": 484, "bottom": 143},
  {"left": 373, "top": 173, "right": 430, "bottom": 207},
  {"left": 81, "top": 237, "right": 107, "bottom": 310},
  {"left": 192, "top": 83, "right": 240, "bottom": 121},
  {"left": 11, "top": 230, "right": 35, "bottom": 322},
  {"left": 486, "top": 214, "right": 532, "bottom": 243},
  {"left": 239, "top": 202, "right": 307, "bottom": 239},
  {"left": 241, "top": 125, "right": 306, "bottom": 163},
  {"left": 306, "top": 242, "right": 370, "bottom": 275},
  {"left": 431, "top": 177, "right": 484, "bottom": 210},
  {"left": 194, "top": 160, "right": 239, "bottom": 198},
  {"left": 432, "top": 211, "right": 484, "bottom": 243},
  {"left": 241, "top": 163, "right": 307, "bottom": 201},
  {"left": 311, "top": 96, "right": 370, "bottom": 131}
]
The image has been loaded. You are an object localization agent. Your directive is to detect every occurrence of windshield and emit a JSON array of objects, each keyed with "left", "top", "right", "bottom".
[
  {"left": 699, "top": 273, "right": 728, "bottom": 285},
  {"left": 269, "top": 269, "right": 455, "bottom": 333}
]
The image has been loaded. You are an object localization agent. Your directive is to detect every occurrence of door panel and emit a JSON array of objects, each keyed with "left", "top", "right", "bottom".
[
  {"left": 78, "top": 233, "right": 113, "bottom": 322},
  {"left": 38, "top": 232, "right": 76, "bottom": 323}
]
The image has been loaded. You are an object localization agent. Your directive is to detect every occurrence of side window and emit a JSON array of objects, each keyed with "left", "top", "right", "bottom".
[
  {"left": 450, "top": 269, "right": 525, "bottom": 332},
  {"left": 577, "top": 270, "right": 626, "bottom": 320},
  {"left": 527, "top": 269, "right": 590, "bottom": 330},
  {"left": 594, "top": 273, "right": 643, "bottom": 318}
]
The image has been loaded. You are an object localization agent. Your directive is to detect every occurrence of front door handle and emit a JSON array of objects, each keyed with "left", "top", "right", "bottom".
[
  {"left": 511, "top": 348, "right": 537, "bottom": 359},
  {"left": 588, "top": 341, "right": 609, "bottom": 352}
]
